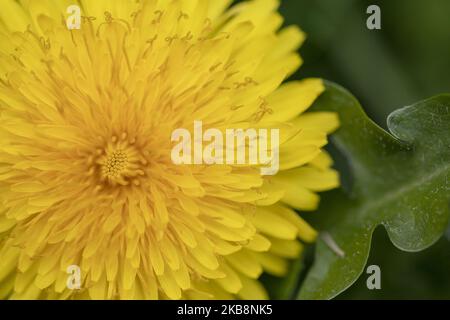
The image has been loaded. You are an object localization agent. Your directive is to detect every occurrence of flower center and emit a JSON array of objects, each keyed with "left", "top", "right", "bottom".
[
  {"left": 96, "top": 133, "right": 147, "bottom": 186},
  {"left": 103, "top": 149, "right": 128, "bottom": 179}
]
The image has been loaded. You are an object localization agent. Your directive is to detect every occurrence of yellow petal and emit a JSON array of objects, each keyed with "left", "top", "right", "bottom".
[
  {"left": 226, "top": 250, "right": 262, "bottom": 279},
  {"left": 252, "top": 207, "right": 298, "bottom": 240},
  {"left": 263, "top": 78, "right": 325, "bottom": 122}
]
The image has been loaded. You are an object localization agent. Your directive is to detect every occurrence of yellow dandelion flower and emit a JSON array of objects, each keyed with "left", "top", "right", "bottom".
[{"left": 0, "top": 0, "right": 339, "bottom": 300}]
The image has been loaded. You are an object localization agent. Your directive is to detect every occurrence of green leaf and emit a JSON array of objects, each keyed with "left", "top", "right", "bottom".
[
  {"left": 339, "top": 229, "right": 450, "bottom": 299},
  {"left": 298, "top": 82, "right": 450, "bottom": 299}
]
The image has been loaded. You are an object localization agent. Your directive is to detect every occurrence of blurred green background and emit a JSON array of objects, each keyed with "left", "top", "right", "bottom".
[{"left": 278, "top": 0, "right": 450, "bottom": 299}]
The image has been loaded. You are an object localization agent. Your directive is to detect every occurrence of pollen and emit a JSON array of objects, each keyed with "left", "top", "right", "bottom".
[
  {"left": 97, "top": 134, "right": 146, "bottom": 186},
  {"left": 103, "top": 149, "right": 128, "bottom": 178}
]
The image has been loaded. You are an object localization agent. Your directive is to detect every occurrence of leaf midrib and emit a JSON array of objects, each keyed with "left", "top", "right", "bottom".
[{"left": 352, "top": 162, "right": 450, "bottom": 224}]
